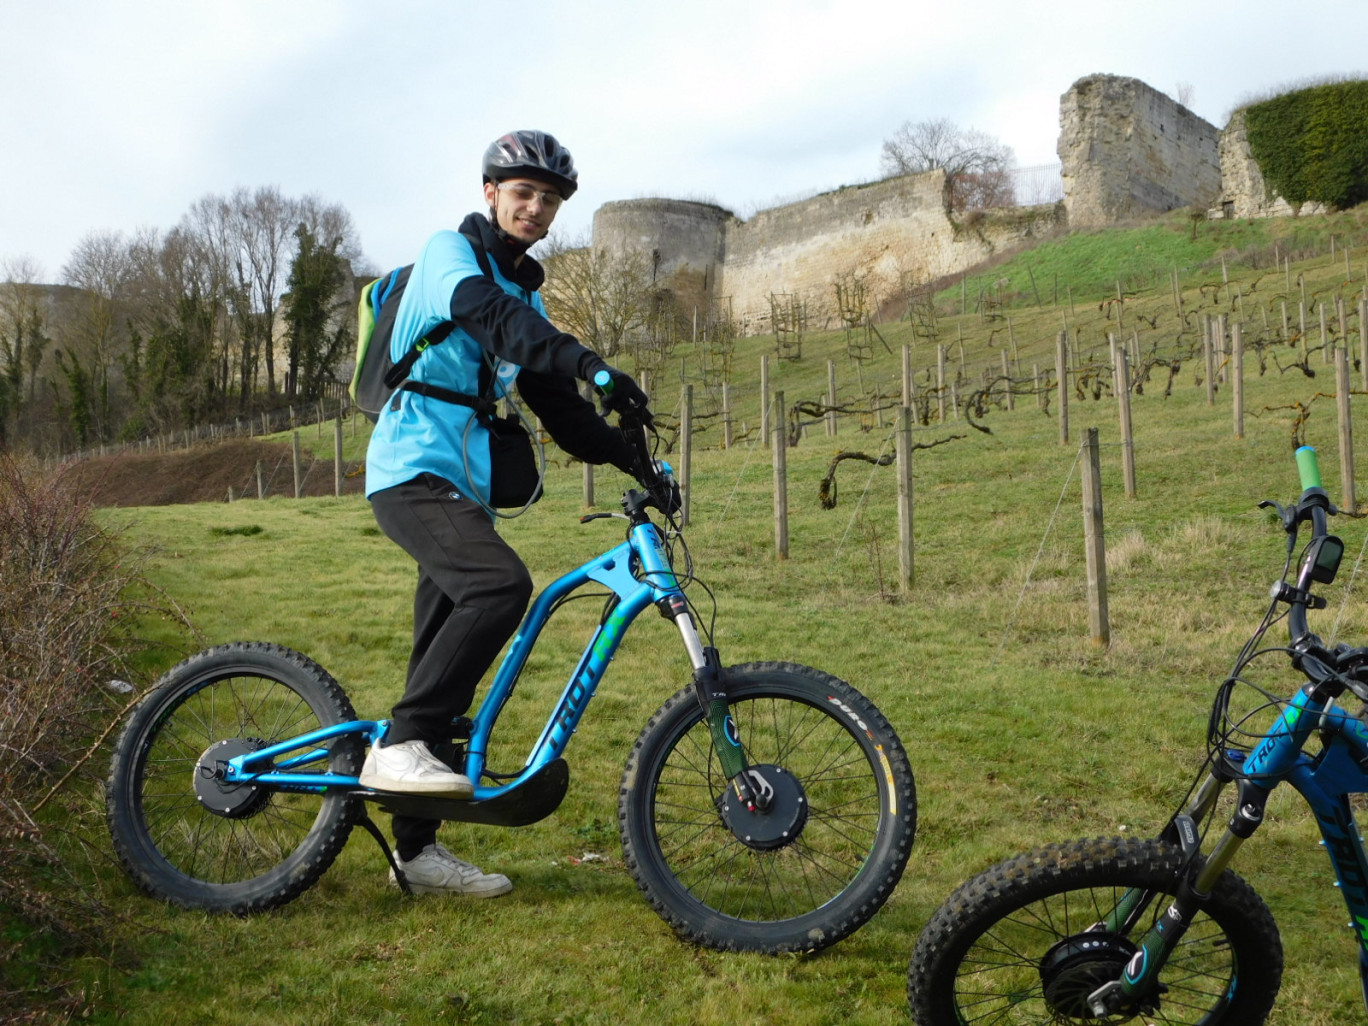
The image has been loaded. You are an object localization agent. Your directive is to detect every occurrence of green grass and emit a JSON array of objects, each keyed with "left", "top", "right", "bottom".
[{"left": 58, "top": 206, "right": 1368, "bottom": 1025}]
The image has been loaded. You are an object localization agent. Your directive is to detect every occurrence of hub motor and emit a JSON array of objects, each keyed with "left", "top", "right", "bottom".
[
  {"left": 193, "top": 738, "right": 272, "bottom": 818},
  {"left": 715, "top": 764, "right": 808, "bottom": 851},
  {"left": 1038, "top": 931, "right": 1140, "bottom": 1019}
]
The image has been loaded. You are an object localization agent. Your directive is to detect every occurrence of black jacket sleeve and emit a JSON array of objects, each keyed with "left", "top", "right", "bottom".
[
  {"left": 516, "top": 370, "right": 637, "bottom": 477},
  {"left": 452, "top": 276, "right": 600, "bottom": 380}
]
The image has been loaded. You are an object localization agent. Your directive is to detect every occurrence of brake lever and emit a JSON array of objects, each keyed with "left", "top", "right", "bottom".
[
  {"left": 1259, "top": 499, "right": 1296, "bottom": 534},
  {"left": 1333, "top": 646, "right": 1368, "bottom": 703}
]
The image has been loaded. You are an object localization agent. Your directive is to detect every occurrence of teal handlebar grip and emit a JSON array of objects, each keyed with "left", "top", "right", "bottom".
[
  {"left": 593, "top": 369, "right": 613, "bottom": 393},
  {"left": 1295, "top": 445, "right": 1322, "bottom": 490}
]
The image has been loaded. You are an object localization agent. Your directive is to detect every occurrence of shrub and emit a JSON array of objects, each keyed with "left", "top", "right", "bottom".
[
  {"left": 0, "top": 451, "right": 189, "bottom": 1022},
  {"left": 1244, "top": 79, "right": 1368, "bottom": 211}
]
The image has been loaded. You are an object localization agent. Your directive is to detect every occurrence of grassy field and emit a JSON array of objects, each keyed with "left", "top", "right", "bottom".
[{"left": 57, "top": 207, "right": 1368, "bottom": 1024}]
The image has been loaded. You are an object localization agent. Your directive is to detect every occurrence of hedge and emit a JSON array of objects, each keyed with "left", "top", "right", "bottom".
[{"left": 1243, "top": 79, "right": 1368, "bottom": 211}]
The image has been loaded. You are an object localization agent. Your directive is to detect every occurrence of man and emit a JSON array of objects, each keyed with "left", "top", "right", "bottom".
[{"left": 360, "top": 130, "right": 650, "bottom": 897}]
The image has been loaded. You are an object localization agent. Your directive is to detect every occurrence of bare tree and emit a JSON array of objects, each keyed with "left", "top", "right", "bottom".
[
  {"left": 295, "top": 195, "right": 362, "bottom": 268},
  {"left": 175, "top": 196, "right": 240, "bottom": 402},
  {"left": 540, "top": 232, "right": 659, "bottom": 365},
  {"left": 0, "top": 258, "right": 51, "bottom": 444},
  {"left": 118, "top": 227, "right": 224, "bottom": 434},
  {"left": 61, "top": 231, "right": 139, "bottom": 443},
  {"left": 879, "top": 118, "right": 1016, "bottom": 212},
  {"left": 0, "top": 257, "right": 50, "bottom": 401},
  {"left": 223, "top": 187, "right": 297, "bottom": 400},
  {"left": 282, "top": 222, "right": 352, "bottom": 400}
]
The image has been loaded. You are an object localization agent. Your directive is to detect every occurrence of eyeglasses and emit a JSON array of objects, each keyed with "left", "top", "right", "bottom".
[{"left": 497, "top": 182, "right": 564, "bottom": 209}]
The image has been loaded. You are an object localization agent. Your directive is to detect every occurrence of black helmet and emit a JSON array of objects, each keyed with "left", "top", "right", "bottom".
[{"left": 482, "top": 130, "right": 578, "bottom": 199}]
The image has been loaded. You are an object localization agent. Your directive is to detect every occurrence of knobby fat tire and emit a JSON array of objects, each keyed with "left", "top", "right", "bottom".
[
  {"left": 907, "top": 835, "right": 1283, "bottom": 1025},
  {"left": 617, "top": 661, "right": 916, "bottom": 954},
  {"left": 106, "top": 642, "right": 361, "bottom": 913}
]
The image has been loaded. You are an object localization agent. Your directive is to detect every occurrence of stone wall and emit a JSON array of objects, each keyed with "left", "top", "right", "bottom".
[
  {"left": 592, "top": 198, "right": 730, "bottom": 315},
  {"left": 588, "top": 72, "right": 1323, "bottom": 335},
  {"left": 593, "top": 174, "right": 1063, "bottom": 332},
  {"left": 1059, "top": 74, "right": 1222, "bottom": 226},
  {"left": 1215, "top": 109, "right": 1326, "bottom": 218}
]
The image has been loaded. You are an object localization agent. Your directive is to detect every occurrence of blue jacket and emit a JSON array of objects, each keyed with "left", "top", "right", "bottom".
[{"left": 365, "top": 214, "right": 633, "bottom": 501}]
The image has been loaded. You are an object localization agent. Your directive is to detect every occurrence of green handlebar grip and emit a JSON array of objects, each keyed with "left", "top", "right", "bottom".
[
  {"left": 1295, "top": 445, "right": 1322, "bottom": 490},
  {"left": 593, "top": 369, "right": 613, "bottom": 393}
]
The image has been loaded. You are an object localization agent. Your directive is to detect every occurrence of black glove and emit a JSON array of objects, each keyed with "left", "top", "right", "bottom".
[
  {"left": 582, "top": 356, "right": 651, "bottom": 420},
  {"left": 647, "top": 459, "right": 683, "bottom": 516}
]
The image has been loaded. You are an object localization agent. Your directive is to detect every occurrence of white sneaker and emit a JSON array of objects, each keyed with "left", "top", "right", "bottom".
[
  {"left": 358, "top": 739, "right": 474, "bottom": 798},
  {"left": 391, "top": 843, "right": 512, "bottom": 898}
]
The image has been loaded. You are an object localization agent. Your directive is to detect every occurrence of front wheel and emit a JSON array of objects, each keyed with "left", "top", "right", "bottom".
[
  {"left": 619, "top": 661, "right": 916, "bottom": 953},
  {"left": 907, "top": 836, "right": 1283, "bottom": 1025},
  {"left": 106, "top": 642, "right": 361, "bottom": 913}
]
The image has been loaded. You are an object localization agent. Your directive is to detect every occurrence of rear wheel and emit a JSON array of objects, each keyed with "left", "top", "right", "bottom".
[
  {"left": 106, "top": 642, "right": 360, "bottom": 913},
  {"left": 907, "top": 836, "right": 1282, "bottom": 1025},
  {"left": 619, "top": 661, "right": 916, "bottom": 953}
]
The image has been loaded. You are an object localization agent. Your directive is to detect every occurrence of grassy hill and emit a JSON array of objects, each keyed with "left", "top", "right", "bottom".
[{"left": 54, "top": 205, "right": 1368, "bottom": 1024}]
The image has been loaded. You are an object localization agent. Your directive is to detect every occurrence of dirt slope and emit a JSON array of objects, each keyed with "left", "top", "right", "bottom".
[{"left": 66, "top": 440, "right": 368, "bottom": 507}]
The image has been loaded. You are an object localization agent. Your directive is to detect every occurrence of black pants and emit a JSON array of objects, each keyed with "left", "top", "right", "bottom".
[{"left": 370, "top": 473, "right": 532, "bottom": 856}]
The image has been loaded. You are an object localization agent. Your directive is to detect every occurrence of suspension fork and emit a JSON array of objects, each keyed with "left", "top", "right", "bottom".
[
  {"left": 1089, "top": 768, "right": 1269, "bottom": 1016},
  {"left": 655, "top": 593, "right": 763, "bottom": 811}
]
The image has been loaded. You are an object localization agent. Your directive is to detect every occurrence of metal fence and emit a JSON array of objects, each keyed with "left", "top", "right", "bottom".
[{"left": 1009, "top": 163, "right": 1064, "bottom": 207}]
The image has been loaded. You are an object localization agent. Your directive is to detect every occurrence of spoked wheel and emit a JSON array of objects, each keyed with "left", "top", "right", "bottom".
[
  {"left": 907, "top": 836, "right": 1283, "bottom": 1025},
  {"left": 619, "top": 661, "right": 916, "bottom": 953},
  {"left": 106, "top": 642, "right": 361, "bottom": 913}
]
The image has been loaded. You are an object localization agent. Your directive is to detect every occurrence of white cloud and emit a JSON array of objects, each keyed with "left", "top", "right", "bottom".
[{"left": 1, "top": 0, "right": 1365, "bottom": 279}]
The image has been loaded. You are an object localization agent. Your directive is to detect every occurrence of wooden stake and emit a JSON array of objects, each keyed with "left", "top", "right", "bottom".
[{"left": 1082, "top": 427, "right": 1109, "bottom": 649}]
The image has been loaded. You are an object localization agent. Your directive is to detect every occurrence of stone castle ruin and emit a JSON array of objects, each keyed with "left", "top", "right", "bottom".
[{"left": 591, "top": 73, "right": 1306, "bottom": 334}]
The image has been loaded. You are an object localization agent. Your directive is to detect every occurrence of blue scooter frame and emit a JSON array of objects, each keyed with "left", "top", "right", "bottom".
[{"left": 215, "top": 514, "right": 701, "bottom": 823}]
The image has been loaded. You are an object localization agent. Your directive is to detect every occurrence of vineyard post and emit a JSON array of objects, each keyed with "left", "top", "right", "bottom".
[
  {"left": 1056, "top": 330, "right": 1069, "bottom": 445},
  {"left": 1232, "top": 322, "right": 1245, "bottom": 440},
  {"left": 901, "top": 345, "right": 913, "bottom": 408},
  {"left": 897, "top": 405, "right": 913, "bottom": 593},
  {"left": 1360, "top": 296, "right": 1368, "bottom": 393},
  {"left": 333, "top": 417, "right": 343, "bottom": 497},
  {"left": 722, "top": 381, "right": 733, "bottom": 449},
  {"left": 936, "top": 345, "right": 947, "bottom": 423},
  {"left": 1336, "top": 347, "right": 1356, "bottom": 512},
  {"left": 1204, "top": 318, "right": 1216, "bottom": 406},
  {"left": 1082, "top": 427, "right": 1109, "bottom": 649},
  {"left": 772, "top": 390, "right": 788, "bottom": 560},
  {"left": 680, "top": 385, "right": 693, "bottom": 526},
  {"left": 760, "top": 354, "right": 771, "bottom": 450},
  {"left": 1216, "top": 314, "right": 1227, "bottom": 384},
  {"left": 826, "top": 361, "right": 838, "bottom": 437},
  {"left": 292, "top": 431, "right": 302, "bottom": 499},
  {"left": 1110, "top": 333, "right": 1136, "bottom": 498},
  {"left": 1001, "top": 350, "right": 1015, "bottom": 411}
]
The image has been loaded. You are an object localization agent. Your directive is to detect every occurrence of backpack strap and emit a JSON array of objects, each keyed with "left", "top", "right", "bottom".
[
  {"left": 381, "top": 231, "right": 495, "bottom": 390},
  {"left": 396, "top": 380, "right": 498, "bottom": 417}
]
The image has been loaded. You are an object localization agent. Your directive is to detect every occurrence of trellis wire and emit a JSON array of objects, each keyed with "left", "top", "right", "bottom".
[
  {"left": 831, "top": 423, "right": 899, "bottom": 562},
  {"left": 990, "top": 443, "right": 1083, "bottom": 669}
]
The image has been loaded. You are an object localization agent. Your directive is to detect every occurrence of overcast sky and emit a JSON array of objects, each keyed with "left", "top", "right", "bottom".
[{"left": 3, "top": 0, "right": 1365, "bottom": 281}]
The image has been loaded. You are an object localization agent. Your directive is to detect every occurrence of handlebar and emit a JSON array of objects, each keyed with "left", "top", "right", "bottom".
[
  {"left": 592, "top": 370, "right": 679, "bottom": 518},
  {"left": 1274, "top": 446, "right": 1352, "bottom": 692}
]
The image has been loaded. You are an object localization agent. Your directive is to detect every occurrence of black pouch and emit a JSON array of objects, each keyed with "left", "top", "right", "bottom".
[{"left": 487, "top": 413, "right": 542, "bottom": 508}]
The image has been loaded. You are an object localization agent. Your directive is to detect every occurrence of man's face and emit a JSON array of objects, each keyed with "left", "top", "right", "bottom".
[{"left": 484, "top": 176, "right": 563, "bottom": 245}]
